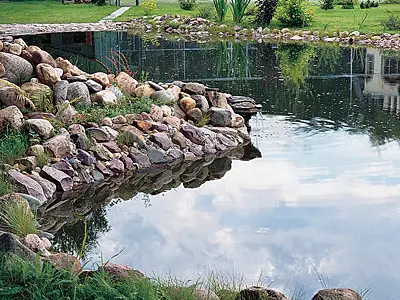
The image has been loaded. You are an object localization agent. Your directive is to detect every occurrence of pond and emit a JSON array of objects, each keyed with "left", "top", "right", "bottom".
[{"left": 22, "top": 31, "right": 400, "bottom": 299}]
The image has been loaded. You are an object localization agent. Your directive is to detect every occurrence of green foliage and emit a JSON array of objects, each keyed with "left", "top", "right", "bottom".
[
  {"left": 117, "top": 131, "right": 137, "bottom": 147},
  {"left": 179, "top": 0, "right": 196, "bottom": 10},
  {"left": 91, "top": 0, "right": 107, "bottom": 6},
  {"left": 255, "top": 0, "right": 278, "bottom": 26},
  {"left": 342, "top": 0, "right": 355, "bottom": 9},
  {"left": 0, "top": 201, "right": 38, "bottom": 237},
  {"left": 29, "top": 89, "right": 55, "bottom": 114},
  {"left": 0, "top": 174, "right": 11, "bottom": 197},
  {"left": 381, "top": 14, "right": 400, "bottom": 29},
  {"left": 360, "top": 0, "right": 379, "bottom": 8},
  {"left": 196, "top": 5, "right": 217, "bottom": 18},
  {"left": 196, "top": 113, "right": 210, "bottom": 127},
  {"left": 0, "top": 128, "right": 28, "bottom": 165},
  {"left": 276, "top": 0, "right": 314, "bottom": 26},
  {"left": 320, "top": 0, "right": 334, "bottom": 10},
  {"left": 214, "top": 0, "right": 229, "bottom": 21},
  {"left": 35, "top": 152, "right": 50, "bottom": 168},
  {"left": 230, "top": 0, "right": 251, "bottom": 23},
  {"left": 141, "top": 0, "right": 157, "bottom": 15}
]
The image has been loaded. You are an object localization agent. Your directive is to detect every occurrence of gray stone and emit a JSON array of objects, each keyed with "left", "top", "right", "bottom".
[
  {"left": 181, "top": 124, "right": 206, "bottom": 145},
  {"left": 129, "top": 148, "right": 151, "bottom": 168},
  {"left": 24, "top": 119, "right": 54, "bottom": 139},
  {"left": 85, "top": 79, "right": 103, "bottom": 93},
  {"left": 150, "top": 104, "right": 163, "bottom": 122},
  {"left": 8, "top": 170, "right": 46, "bottom": 203},
  {"left": 54, "top": 80, "right": 69, "bottom": 105},
  {"left": 181, "top": 82, "right": 205, "bottom": 95},
  {"left": 193, "top": 95, "right": 209, "bottom": 113},
  {"left": 150, "top": 90, "right": 175, "bottom": 102},
  {"left": 72, "top": 161, "right": 92, "bottom": 184},
  {"left": 147, "top": 147, "right": 168, "bottom": 164},
  {"left": 0, "top": 52, "right": 33, "bottom": 84},
  {"left": 208, "top": 107, "right": 232, "bottom": 127},
  {"left": 0, "top": 231, "right": 35, "bottom": 259},
  {"left": 29, "top": 172, "right": 56, "bottom": 200},
  {"left": 77, "top": 149, "right": 96, "bottom": 166},
  {"left": 0, "top": 105, "right": 24, "bottom": 130},
  {"left": 40, "top": 166, "right": 73, "bottom": 192},
  {"left": 149, "top": 132, "right": 173, "bottom": 150},
  {"left": 187, "top": 107, "right": 203, "bottom": 123},
  {"left": 311, "top": 289, "right": 362, "bottom": 300},
  {"left": 172, "top": 131, "right": 188, "bottom": 148},
  {"left": 108, "top": 159, "right": 124, "bottom": 173},
  {"left": 207, "top": 91, "right": 228, "bottom": 108},
  {"left": 70, "top": 133, "right": 91, "bottom": 151},
  {"left": 43, "top": 134, "right": 71, "bottom": 158},
  {"left": 86, "top": 127, "right": 111, "bottom": 142},
  {"left": 91, "top": 144, "right": 113, "bottom": 161},
  {"left": 67, "top": 82, "right": 91, "bottom": 107},
  {"left": 91, "top": 169, "right": 104, "bottom": 181},
  {"left": 217, "top": 133, "right": 238, "bottom": 148},
  {"left": 52, "top": 160, "right": 74, "bottom": 177},
  {"left": 147, "top": 80, "right": 164, "bottom": 91},
  {"left": 236, "top": 286, "right": 288, "bottom": 300},
  {"left": 151, "top": 122, "right": 169, "bottom": 132}
]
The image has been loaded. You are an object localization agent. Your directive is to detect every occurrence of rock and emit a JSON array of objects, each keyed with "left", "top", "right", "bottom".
[
  {"left": 86, "top": 127, "right": 111, "bottom": 142},
  {"left": 163, "top": 116, "right": 181, "bottom": 129},
  {"left": 36, "top": 63, "right": 61, "bottom": 86},
  {"left": 102, "top": 126, "right": 118, "bottom": 140},
  {"left": 65, "top": 75, "right": 87, "bottom": 83},
  {"left": 311, "top": 289, "right": 362, "bottom": 300},
  {"left": 129, "top": 148, "right": 151, "bottom": 168},
  {"left": 0, "top": 87, "right": 27, "bottom": 109},
  {"left": 118, "top": 125, "right": 146, "bottom": 147},
  {"left": 0, "top": 193, "right": 30, "bottom": 209},
  {"left": 91, "top": 90, "right": 118, "bottom": 106},
  {"left": 48, "top": 253, "right": 81, "bottom": 275},
  {"left": 67, "top": 82, "right": 91, "bottom": 107},
  {"left": 40, "top": 237, "right": 52, "bottom": 249},
  {"left": 56, "top": 101, "right": 78, "bottom": 121},
  {"left": 24, "top": 119, "right": 54, "bottom": 139},
  {"left": 167, "top": 85, "right": 181, "bottom": 101},
  {"left": 72, "top": 160, "right": 92, "bottom": 184},
  {"left": 217, "top": 133, "right": 238, "bottom": 148},
  {"left": 181, "top": 124, "right": 206, "bottom": 145},
  {"left": 150, "top": 104, "right": 163, "bottom": 122},
  {"left": 231, "top": 114, "right": 245, "bottom": 128},
  {"left": 134, "top": 84, "right": 155, "bottom": 98},
  {"left": 16, "top": 156, "right": 37, "bottom": 171},
  {"left": 147, "top": 80, "right": 164, "bottom": 91},
  {"left": 68, "top": 124, "right": 85, "bottom": 135},
  {"left": 161, "top": 105, "right": 172, "bottom": 117},
  {"left": 147, "top": 147, "right": 168, "bottom": 164},
  {"left": 0, "top": 62, "right": 5, "bottom": 77},
  {"left": 115, "top": 72, "right": 138, "bottom": 96},
  {"left": 20, "top": 81, "right": 52, "bottom": 98},
  {"left": 53, "top": 80, "right": 69, "bottom": 105},
  {"left": 0, "top": 52, "right": 33, "bottom": 84},
  {"left": 23, "top": 234, "right": 51, "bottom": 257},
  {"left": 133, "top": 119, "right": 153, "bottom": 132},
  {"left": 29, "top": 172, "right": 56, "bottom": 200},
  {"left": 20, "top": 50, "right": 33, "bottom": 63},
  {"left": 187, "top": 107, "right": 203, "bottom": 123},
  {"left": 26, "top": 144, "right": 45, "bottom": 158},
  {"left": 207, "top": 91, "right": 228, "bottom": 108},
  {"left": 150, "top": 89, "right": 175, "bottom": 102},
  {"left": 53, "top": 160, "right": 74, "bottom": 177},
  {"left": 70, "top": 133, "right": 91, "bottom": 151},
  {"left": 106, "top": 85, "right": 123, "bottom": 100},
  {"left": 179, "top": 97, "right": 196, "bottom": 112},
  {"left": 151, "top": 122, "right": 168, "bottom": 132},
  {"left": 90, "top": 144, "right": 113, "bottom": 161},
  {"left": 236, "top": 286, "right": 288, "bottom": 300},
  {"left": 91, "top": 169, "right": 104, "bottom": 181},
  {"left": 181, "top": 82, "right": 205, "bottom": 95},
  {"left": 0, "top": 231, "right": 35, "bottom": 258},
  {"left": 95, "top": 160, "right": 112, "bottom": 176},
  {"left": 194, "top": 289, "right": 220, "bottom": 300},
  {"left": 55, "top": 57, "right": 82, "bottom": 76},
  {"left": 77, "top": 149, "right": 96, "bottom": 166},
  {"left": 8, "top": 43, "right": 22, "bottom": 56},
  {"left": 193, "top": 95, "right": 209, "bottom": 113},
  {"left": 7, "top": 170, "right": 46, "bottom": 203},
  {"left": 32, "top": 50, "right": 57, "bottom": 67},
  {"left": 43, "top": 134, "right": 71, "bottom": 158},
  {"left": 172, "top": 131, "right": 187, "bottom": 148},
  {"left": 107, "top": 159, "right": 125, "bottom": 173},
  {"left": 349, "top": 31, "right": 360, "bottom": 36},
  {"left": 92, "top": 72, "right": 109, "bottom": 86},
  {"left": 149, "top": 132, "right": 173, "bottom": 150},
  {"left": 120, "top": 155, "right": 135, "bottom": 170},
  {"left": 111, "top": 115, "right": 127, "bottom": 125},
  {"left": 103, "top": 262, "right": 144, "bottom": 279},
  {"left": 40, "top": 166, "right": 73, "bottom": 192},
  {"left": 102, "top": 141, "right": 122, "bottom": 153},
  {"left": 0, "top": 106, "right": 24, "bottom": 130},
  {"left": 208, "top": 107, "right": 232, "bottom": 127},
  {"left": 101, "top": 117, "right": 113, "bottom": 127},
  {"left": 85, "top": 79, "right": 103, "bottom": 93},
  {"left": 13, "top": 38, "right": 27, "bottom": 49}
]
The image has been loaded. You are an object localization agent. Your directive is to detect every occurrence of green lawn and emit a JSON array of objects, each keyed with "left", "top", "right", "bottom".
[{"left": 0, "top": 0, "right": 117, "bottom": 23}]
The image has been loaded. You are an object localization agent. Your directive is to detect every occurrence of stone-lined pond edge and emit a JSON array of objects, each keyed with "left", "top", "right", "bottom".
[{"left": 0, "top": 16, "right": 399, "bottom": 51}]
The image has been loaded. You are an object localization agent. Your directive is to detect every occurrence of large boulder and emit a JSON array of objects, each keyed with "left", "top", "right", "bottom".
[
  {"left": 20, "top": 81, "right": 52, "bottom": 97},
  {"left": 55, "top": 57, "right": 82, "bottom": 76},
  {"left": 0, "top": 86, "right": 28, "bottom": 109},
  {"left": 36, "top": 63, "right": 61, "bottom": 86},
  {"left": 0, "top": 106, "right": 24, "bottom": 130},
  {"left": 48, "top": 253, "right": 81, "bottom": 275},
  {"left": 149, "top": 132, "right": 173, "bottom": 150},
  {"left": 90, "top": 90, "right": 118, "bottom": 106},
  {"left": 115, "top": 72, "right": 137, "bottom": 96},
  {"left": 208, "top": 107, "right": 232, "bottom": 127},
  {"left": 311, "top": 289, "right": 362, "bottom": 300},
  {"left": 236, "top": 286, "right": 288, "bottom": 300},
  {"left": 179, "top": 97, "right": 196, "bottom": 113},
  {"left": 207, "top": 91, "right": 228, "bottom": 108},
  {"left": 103, "top": 262, "right": 144, "bottom": 279},
  {"left": 67, "top": 82, "right": 91, "bottom": 107},
  {"left": 92, "top": 72, "right": 109, "bottom": 86},
  {"left": 181, "top": 82, "right": 206, "bottom": 95},
  {"left": 0, "top": 62, "right": 5, "bottom": 77},
  {"left": 135, "top": 84, "right": 155, "bottom": 98},
  {"left": 0, "top": 52, "right": 33, "bottom": 84},
  {"left": 24, "top": 119, "right": 54, "bottom": 139},
  {"left": 85, "top": 79, "right": 102, "bottom": 93},
  {"left": 32, "top": 50, "right": 57, "bottom": 67},
  {"left": 43, "top": 134, "right": 71, "bottom": 158},
  {"left": 53, "top": 80, "right": 69, "bottom": 105},
  {"left": 40, "top": 166, "right": 73, "bottom": 192},
  {"left": 193, "top": 95, "right": 209, "bottom": 113},
  {"left": 150, "top": 90, "right": 175, "bottom": 102},
  {"left": 7, "top": 170, "right": 47, "bottom": 204}
]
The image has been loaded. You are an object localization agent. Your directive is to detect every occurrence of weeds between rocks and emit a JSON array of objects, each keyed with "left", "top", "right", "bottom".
[
  {"left": 0, "top": 174, "right": 11, "bottom": 197},
  {"left": 0, "top": 201, "right": 38, "bottom": 237},
  {"left": 0, "top": 128, "right": 29, "bottom": 165}
]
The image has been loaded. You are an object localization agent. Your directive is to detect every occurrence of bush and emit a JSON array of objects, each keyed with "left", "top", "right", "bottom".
[
  {"left": 342, "top": 0, "right": 354, "bottom": 8},
  {"left": 255, "top": 0, "right": 278, "bottom": 26},
  {"left": 230, "top": 0, "right": 251, "bottom": 23},
  {"left": 320, "top": 0, "right": 334, "bottom": 9},
  {"left": 179, "top": 0, "right": 196, "bottom": 10},
  {"left": 381, "top": 14, "right": 400, "bottom": 29},
  {"left": 276, "top": 0, "right": 313, "bottom": 27},
  {"left": 141, "top": 0, "right": 157, "bottom": 15},
  {"left": 360, "top": 0, "right": 379, "bottom": 8},
  {"left": 213, "top": 0, "right": 229, "bottom": 21},
  {"left": 196, "top": 5, "right": 216, "bottom": 19},
  {"left": 91, "top": 0, "right": 107, "bottom": 6}
]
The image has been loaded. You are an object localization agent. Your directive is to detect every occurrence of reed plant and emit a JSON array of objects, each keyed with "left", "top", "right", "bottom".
[{"left": 213, "top": 0, "right": 229, "bottom": 21}]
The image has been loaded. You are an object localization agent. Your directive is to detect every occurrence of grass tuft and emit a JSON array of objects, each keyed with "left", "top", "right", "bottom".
[
  {"left": 0, "top": 128, "right": 29, "bottom": 165},
  {"left": 0, "top": 201, "right": 38, "bottom": 237}
]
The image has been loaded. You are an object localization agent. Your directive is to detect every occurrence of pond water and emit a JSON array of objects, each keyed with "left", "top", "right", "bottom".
[{"left": 22, "top": 32, "right": 400, "bottom": 299}]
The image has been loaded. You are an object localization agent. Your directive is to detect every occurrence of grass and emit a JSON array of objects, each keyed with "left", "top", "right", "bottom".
[
  {"left": 0, "top": 0, "right": 116, "bottom": 24},
  {"left": 0, "top": 254, "right": 245, "bottom": 300},
  {"left": 0, "top": 128, "right": 28, "bottom": 165},
  {"left": 0, "top": 174, "right": 11, "bottom": 197},
  {"left": 0, "top": 201, "right": 38, "bottom": 237}
]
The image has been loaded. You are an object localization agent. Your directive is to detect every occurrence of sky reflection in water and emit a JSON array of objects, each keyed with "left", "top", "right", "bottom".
[{"left": 87, "top": 116, "right": 400, "bottom": 300}]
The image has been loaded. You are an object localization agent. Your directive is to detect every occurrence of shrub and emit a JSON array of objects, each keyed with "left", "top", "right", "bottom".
[
  {"left": 213, "top": 0, "right": 229, "bottom": 21},
  {"left": 0, "top": 201, "right": 38, "bottom": 237},
  {"left": 230, "top": 0, "right": 251, "bottom": 23},
  {"left": 360, "top": 0, "right": 379, "bottom": 7},
  {"left": 141, "top": 0, "right": 157, "bottom": 15},
  {"left": 342, "top": 0, "right": 354, "bottom": 8},
  {"left": 320, "top": 0, "right": 334, "bottom": 9},
  {"left": 276, "top": 0, "right": 313, "bottom": 27},
  {"left": 196, "top": 5, "right": 216, "bottom": 19},
  {"left": 179, "top": 0, "right": 196, "bottom": 10},
  {"left": 91, "top": 0, "right": 107, "bottom": 6},
  {"left": 255, "top": 0, "right": 278, "bottom": 26},
  {"left": 381, "top": 14, "right": 400, "bottom": 30}
]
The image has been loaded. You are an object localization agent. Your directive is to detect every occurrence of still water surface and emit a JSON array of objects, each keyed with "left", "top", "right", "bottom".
[{"left": 23, "top": 32, "right": 400, "bottom": 299}]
